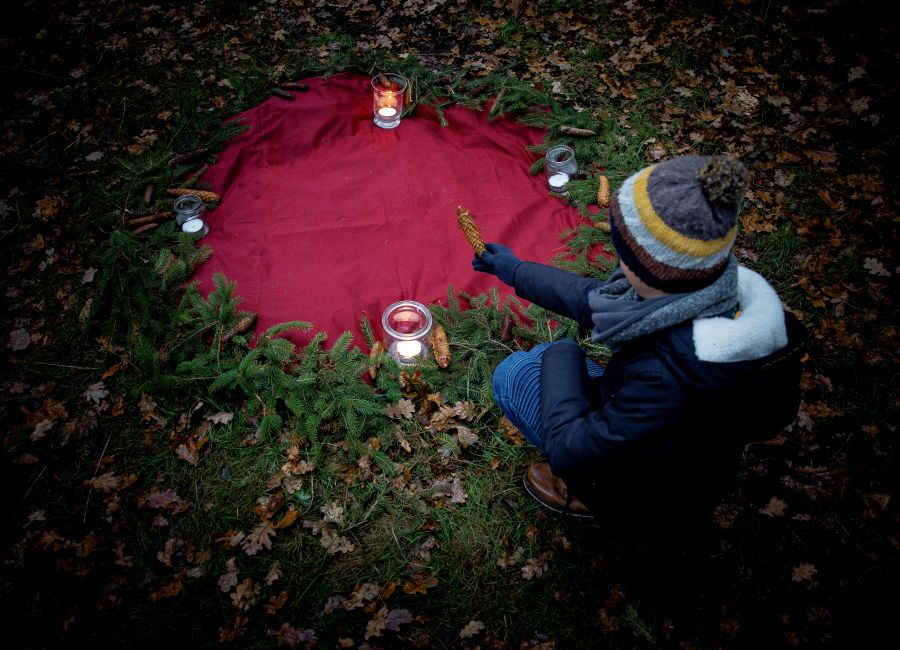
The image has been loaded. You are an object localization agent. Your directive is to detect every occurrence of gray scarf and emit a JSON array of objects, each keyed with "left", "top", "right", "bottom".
[{"left": 589, "top": 256, "right": 739, "bottom": 348}]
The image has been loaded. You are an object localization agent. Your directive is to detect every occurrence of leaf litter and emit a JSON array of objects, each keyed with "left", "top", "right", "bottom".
[{"left": 2, "top": 1, "right": 897, "bottom": 648}]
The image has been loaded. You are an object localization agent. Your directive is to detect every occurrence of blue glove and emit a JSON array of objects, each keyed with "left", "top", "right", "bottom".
[{"left": 472, "top": 243, "right": 522, "bottom": 287}]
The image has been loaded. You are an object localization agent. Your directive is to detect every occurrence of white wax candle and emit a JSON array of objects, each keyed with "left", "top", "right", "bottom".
[
  {"left": 377, "top": 107, "right": 398, "bottom": 117},
  {"left": 395, "top": 340, "right": 422, "bottom": 358},
  {"left": 182, "top": 218, "right": 205, "bottom": 233},
  {"left": 548, "top": 172, "right": 570, "bottom": 189}
]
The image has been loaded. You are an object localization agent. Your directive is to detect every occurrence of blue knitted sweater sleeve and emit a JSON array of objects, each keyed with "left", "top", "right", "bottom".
[{"left": 513, "top": 262, "right": 602, "bottom": 328}]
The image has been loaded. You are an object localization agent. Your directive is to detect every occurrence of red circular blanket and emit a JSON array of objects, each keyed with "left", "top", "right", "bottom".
[{"left": 193, "top": 72, "right": 585, "bottom": 347}]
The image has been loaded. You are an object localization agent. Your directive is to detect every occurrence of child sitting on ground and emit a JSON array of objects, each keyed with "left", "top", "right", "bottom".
[{"left": 472, "top": 155, "right": 805, "bottom": 527}]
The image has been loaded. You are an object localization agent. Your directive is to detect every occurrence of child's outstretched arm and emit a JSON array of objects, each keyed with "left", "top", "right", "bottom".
[{"left": 472, "top": 243, "right": 600, "bottom": 327}]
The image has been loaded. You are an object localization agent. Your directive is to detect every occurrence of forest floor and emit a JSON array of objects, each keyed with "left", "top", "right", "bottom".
[{"left": 1, "top": 1, "right": 897, "bottom": 648}]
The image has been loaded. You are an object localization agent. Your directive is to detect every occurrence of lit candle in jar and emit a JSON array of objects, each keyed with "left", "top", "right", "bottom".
[
  {"left": 395, "top": 340, "right": 423, "bottom": 358},
  {"left": 372, "top": 74, "right": 408, "bottom": 129},
  {"left": 382, "top": 300, "right": 432, "bottom": 365},
  {"left": 545, "top": 145, "right": 577, "bottom": 194}
]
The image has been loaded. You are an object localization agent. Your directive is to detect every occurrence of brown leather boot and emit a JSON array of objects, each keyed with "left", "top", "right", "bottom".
[{"left": 523, "top": 462, "right": 594, "bottom": 519}]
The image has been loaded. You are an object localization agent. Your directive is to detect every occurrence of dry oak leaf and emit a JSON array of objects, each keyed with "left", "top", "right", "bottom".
[
  {"left": 385, "top": 398, "right": 415, "bottom": 419},
  {"left": 113, "top": 540, "right": 133, "bottom": 567},
  {"left": 145, "top": 488, "right": 192, "bottom": 514},
  {"left": 85, "top": 472, "right": 121, "bottom": 493},
  {"left": 759, "top": 496, "right": 788, "bottom": 517},
  {"left": 34, "top": 195, "right": 62, "bottom": 220},
  {"left": 218, "top": 616, "right": 249, "bottom": 644},
  {"left": 282, "top": 477, "right": 305, "bottom": 495},
  {"left": 597, "top": 608, "right": 621, "bottom": 634},
  {"left": 207, "top": 411, "right": 234, "bottom": 425},
  {"left": 231, "top": 578, "right": 260, "bottom": 611},
  {"left": 324, "top": 583, "right": 383, "bottom": 615},
  {"left": 282, "top": 445, "right": 315, "bottom": 475},
  {"left": 455, "top": 425, "right": 478, "bottom": 448},
  {"left": 430, "top": 476, "right": 468, "bottom": 504},
  {"left": 138, "top": 394, "right": 159, "bottom": 420},
  {"left": 24, "top": 509, "right": 46, "bottom": 527},
  {"left": 265, "top": 561, "right": 282, "bottom": 585},
  {"left": 266, "top": 590, "right": 289, "bottom": 615},
  {"left": 863, "top": 257, "right": 891, "bottom": 277},
  {"left": 409, "top": 536, "right": 438, "bottom": 562},
  {"left": 156, "top": 537, "right": 190, "bottom": 567},
  {"left": 740, "top": 209, "right": 777, "bottom": 234},
  {"left": 275, "top": 507, "right": 299, "bottom": 530},
  {"left": 8, "top": 328, "right": 31, "bottom": 351},
  {"left": 254, "top": 493, "right": 286, "bottom": 519},
  {"left": 453, "top": 400, "right": 478, "bottom": 420},
  {"left": 218, "top": 557, "right": 239, "bottom": 592},
  {"left": 302, "top": 519, "right": 323, "bottom": 536},
  {"left": 365, "top": 606, "right": 414, "bottom": 640},
  {"left": 848, "top": 66, "right": 866, "bottom": 82},
  {"left": 804, "top": 149, "right": 839, "bottom": 166},
  {"left": 30, "top": 419, "right": 54, "bottom": 441},
  {"left": 174, "top": 435, "right": 208, "bottom": 466},
  {"left": 429, "top": 404, "right": 458, "bottom": 431},
  {"left": 241, "top": 520, "right": 276, "bottom": 556},
  {"left": 320, "top": 528, "right": 355, "bottom": 555},
  {"left": 272, "top": 623, "right": 317, "bottom": 648},
  {"left": 83, "top": 381, "right": 109, "bottom": 404},
  {"left": 498, "top": 416, "right": 526, "bottom": 446},
  {"left": 521, "top": 552, "right": 553, "bottom": 580},
  {"left": 402, "top": 571, "right": 438, "bottom": 595},
  {"left": 77, "top": 531, "right": 99, "bottom": 558},
  {"left": 449, "top": 476, "right": 468, "bottom": 504},
  {"left": 394, "top": 426, "right": 413, "bottom": 453},
  {"left": 149, "top": 574, "right": 184, "bottom": 602},
  {"left": 347, "top": 582, "right": 381, "bottom": 609},
  {"left": 320, "top": 502, "right": 345, "bottom": 526},
  {"left": 791, "top": 563, "right": 818, "bottom": 582},
  {"left": 459, "top": 620, "right": 486, "bottom": 639}
]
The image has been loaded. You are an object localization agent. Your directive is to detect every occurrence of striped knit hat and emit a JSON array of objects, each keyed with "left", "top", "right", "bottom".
[{"left": 610, "top": 155, "right": 750, "bottom": 293}]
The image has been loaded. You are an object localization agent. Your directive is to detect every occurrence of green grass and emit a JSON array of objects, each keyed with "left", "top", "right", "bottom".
[{"left": 4, "top": 3, "right": 896, "bottom": 647}]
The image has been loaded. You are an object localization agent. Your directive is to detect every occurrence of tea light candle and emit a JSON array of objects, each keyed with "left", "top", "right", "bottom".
[
  {"left": 395, "top": 340, "right": 423, "bottom": 358},
  {"left": 377, "top": 106, "right": 397, "bottom": 118},
  {"left": 548, "top": 172, "right": 570, "bottom": 192},
  {"left": 182, "top": 218, "right": 208, "bottom": 236}
]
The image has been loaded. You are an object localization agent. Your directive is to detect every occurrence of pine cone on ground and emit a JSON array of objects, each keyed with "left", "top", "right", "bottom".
[
  {"left": 430, "top": 324, "right": 451, "bottom": 368},
  {"left": 166, "top": 187, "right": 221, "bottom": 203},
  {"left": 597, "top": 175, "right": 610, "bottom": 209}
]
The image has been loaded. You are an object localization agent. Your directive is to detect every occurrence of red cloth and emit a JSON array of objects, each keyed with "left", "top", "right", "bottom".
[{"left": 193, "top": 72, "right": 585, "bottom": 348}]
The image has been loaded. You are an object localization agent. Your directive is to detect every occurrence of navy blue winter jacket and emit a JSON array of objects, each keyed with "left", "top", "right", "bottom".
[{"left": 512, "top": 262, "right": 805, "bottom": 518}]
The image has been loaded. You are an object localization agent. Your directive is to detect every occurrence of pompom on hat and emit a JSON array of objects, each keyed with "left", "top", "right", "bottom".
[{"left": 609, "top": 155, "right": 750, "bottom": 293}]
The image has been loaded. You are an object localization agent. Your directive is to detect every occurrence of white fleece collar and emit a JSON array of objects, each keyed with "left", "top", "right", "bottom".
[{"left": 692, "top": 266, "right": 788, "bottom": 363}]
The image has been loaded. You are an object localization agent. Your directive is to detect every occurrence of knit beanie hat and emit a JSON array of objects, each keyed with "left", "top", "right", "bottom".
[{"left": 609, "top": 155, "right": 750, "bottom": 293}]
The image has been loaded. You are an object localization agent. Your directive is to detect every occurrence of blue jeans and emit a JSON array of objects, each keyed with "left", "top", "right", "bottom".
[{"left": 492, "top": 340, "right": 605, "bottom": 452}]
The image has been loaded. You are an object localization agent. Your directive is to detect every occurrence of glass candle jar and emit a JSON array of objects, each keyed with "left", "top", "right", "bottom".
[
  {"left": 545, "top": 145, "right": 578, "bottom": 194},
  {"left": 371, "top": 73, "right": 409, "bottom": 129},
  {"left": 381, "top": 300, "right": 432, "bottom": 365},
  {"left": 174, "top": 193, "right": 206, "bottom": 226}
]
